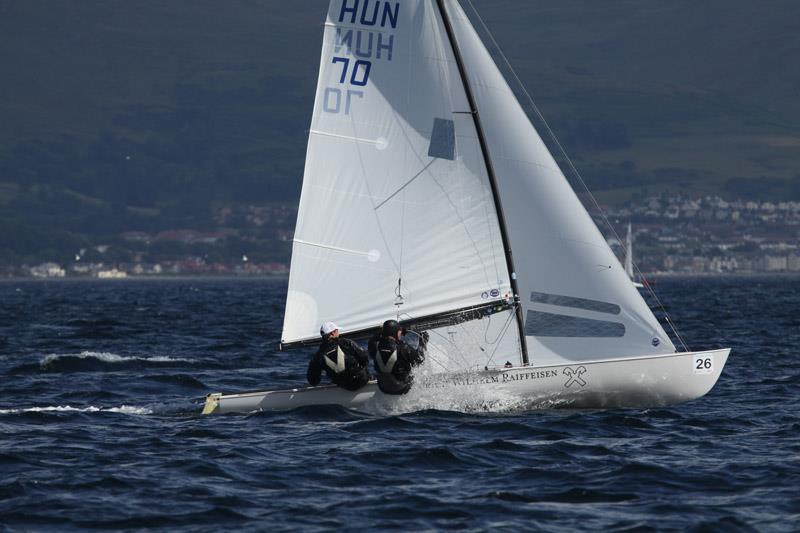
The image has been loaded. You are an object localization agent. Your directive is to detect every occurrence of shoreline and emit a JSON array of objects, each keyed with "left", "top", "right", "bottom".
[
  {"left": 0, "top": 274, "right": 290, "bottom": 283},
  {"left": 647, "top": 271, "right": 800, "bottom": 279},
  {"left": 2, "top": 272, "right": 800, "bottom": 282}
]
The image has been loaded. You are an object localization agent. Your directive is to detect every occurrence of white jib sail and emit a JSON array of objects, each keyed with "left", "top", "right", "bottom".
[
  {"left": 282, "top": 0, "right": 520, "bottom": 365},
  {"left": 444, "top": 0, "right": 675, "bottom": 363}
]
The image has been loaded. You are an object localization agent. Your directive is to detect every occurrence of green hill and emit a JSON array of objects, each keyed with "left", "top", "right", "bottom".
[
  {"left": 1, "top": 0, "right": 798, "bottom": 263},
  {"left": 473, "top": 0, "right": 800, "bottom": 202}
]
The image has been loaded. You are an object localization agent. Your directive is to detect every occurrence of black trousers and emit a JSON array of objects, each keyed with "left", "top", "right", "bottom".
[
  {"left": 376, "top": 373, "right": 412, "bottom": 395},
  {"left": 335, "top": 368, "right": 371, "bottom": 391}
]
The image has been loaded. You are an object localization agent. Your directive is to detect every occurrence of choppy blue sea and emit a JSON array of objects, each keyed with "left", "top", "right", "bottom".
[{"left": 1, "top": 277, "right": 798, "bottom": 531}]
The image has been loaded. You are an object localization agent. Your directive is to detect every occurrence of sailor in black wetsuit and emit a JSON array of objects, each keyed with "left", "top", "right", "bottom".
[
  {"left": 369, "top": 320, "right": 426, "bottom": 395},
  {"left": 307, "top": 322, "right": 370, "bottom": 391}
]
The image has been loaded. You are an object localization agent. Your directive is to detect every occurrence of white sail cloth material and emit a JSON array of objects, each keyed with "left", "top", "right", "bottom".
[
  {"left": 443, "top": 0, "right": 675, "bottom": 362},
  {"left": 282, "top": 0, "right": 514, "bottom": 347}
]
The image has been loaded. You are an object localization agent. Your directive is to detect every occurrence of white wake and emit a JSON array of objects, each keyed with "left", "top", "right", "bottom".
[
  {"left": 40, "top": 351, "right": 190, "bottom": 365},
  {"left": 0, "top": 405, "right": 152, "bottom": 415}
]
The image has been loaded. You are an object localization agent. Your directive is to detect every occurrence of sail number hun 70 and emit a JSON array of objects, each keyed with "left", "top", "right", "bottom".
[{"left": 323, "top": 58, "right": 370, "bottom": 115}]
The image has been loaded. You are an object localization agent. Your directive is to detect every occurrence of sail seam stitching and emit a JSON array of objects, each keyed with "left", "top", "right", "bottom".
[
  {"left": 293, "top": 239, "right": 373, "bottom": 257},
  {"left": 309, "top": 129, "right": 382, "bottom": 145},
  {"left": 374, "top": 160, "right": 436, "bottom": 210}
]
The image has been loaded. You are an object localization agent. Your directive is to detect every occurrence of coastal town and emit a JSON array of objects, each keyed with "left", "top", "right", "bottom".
[
  {"left": 5, "top": 195, "right": 800, "bottom": 279},
  {"left": 603, "top": 195, "right": 800, "bottom": 275}
]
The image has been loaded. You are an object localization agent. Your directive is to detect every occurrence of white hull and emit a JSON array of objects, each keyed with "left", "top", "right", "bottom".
[{"left": 202, "top": 348, "right": 730, "bottom": 415}]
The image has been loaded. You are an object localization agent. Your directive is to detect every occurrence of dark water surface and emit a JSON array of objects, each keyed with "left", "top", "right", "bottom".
[{"left": 1, "top": 278, "right": 798, "bottom": 531}]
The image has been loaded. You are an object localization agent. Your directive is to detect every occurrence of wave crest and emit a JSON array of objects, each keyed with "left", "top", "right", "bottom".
[
  {"left": 0, "top": 405, "right": 152, "bottom": 415},
  {"left": 6, "top": 351, "right": 194, "bottom": 374},
  {"left": 43, "top": 351, "right": 190, "bottom": 365}
]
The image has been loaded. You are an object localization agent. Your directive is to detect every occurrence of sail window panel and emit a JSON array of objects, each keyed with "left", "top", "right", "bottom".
[
  {"left": 525, "top": 311, "right": 625, "bottom": 338},
  {"left": 428, "top": 118, "right": 456, "bottom": 160},
  {"left": 530, "top": 292, "right": 621, "bottom": 315}
]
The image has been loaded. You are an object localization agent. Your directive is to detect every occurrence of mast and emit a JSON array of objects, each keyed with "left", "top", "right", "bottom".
[{"left": 434, "top": 0, "right": 529, "bottom": 365}]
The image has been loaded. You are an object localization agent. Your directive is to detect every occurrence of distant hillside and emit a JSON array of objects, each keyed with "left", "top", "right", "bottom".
[
  {"left": 471, "top": 0, "right": 800, "bottom": 203},
  {"left": 1, "top": 0, "right": 798, "bottom": 263}
]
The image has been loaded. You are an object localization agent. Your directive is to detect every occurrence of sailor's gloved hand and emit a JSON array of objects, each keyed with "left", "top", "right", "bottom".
[{"left": 419, "top": 331, "right": 430, "bottom": 348}]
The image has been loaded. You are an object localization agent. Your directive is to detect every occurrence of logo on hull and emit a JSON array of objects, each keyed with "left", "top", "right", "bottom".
[{"left": 563, "top": 366, "right": 588, "bottom": 388}]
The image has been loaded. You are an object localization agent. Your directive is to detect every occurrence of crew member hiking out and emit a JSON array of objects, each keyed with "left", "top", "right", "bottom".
[
  {"left": 307, "top": 322, "right": 370, "bottom": 391},
  {"left": 369, "top": 319, "right": 426, "bottom": 395}
]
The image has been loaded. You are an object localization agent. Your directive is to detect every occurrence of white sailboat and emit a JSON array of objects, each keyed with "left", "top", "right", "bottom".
[
  {"left": 624, "top": 223, "right": 645, "bottom": 288},
  {"left": 202, "top": 0, "right": 729, "bottom": 415}
]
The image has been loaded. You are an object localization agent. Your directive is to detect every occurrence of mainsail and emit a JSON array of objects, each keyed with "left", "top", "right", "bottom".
[
  {"left": 282, "top": 0, "right": 520, "bottom": 365},
  {"left": 283, "top": 0, "right": 675, "bottom": 368}
]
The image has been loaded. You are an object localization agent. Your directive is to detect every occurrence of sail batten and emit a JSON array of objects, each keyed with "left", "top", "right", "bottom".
[{"left": 309, "top": 129, "right": 384, "bottom": 145}]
